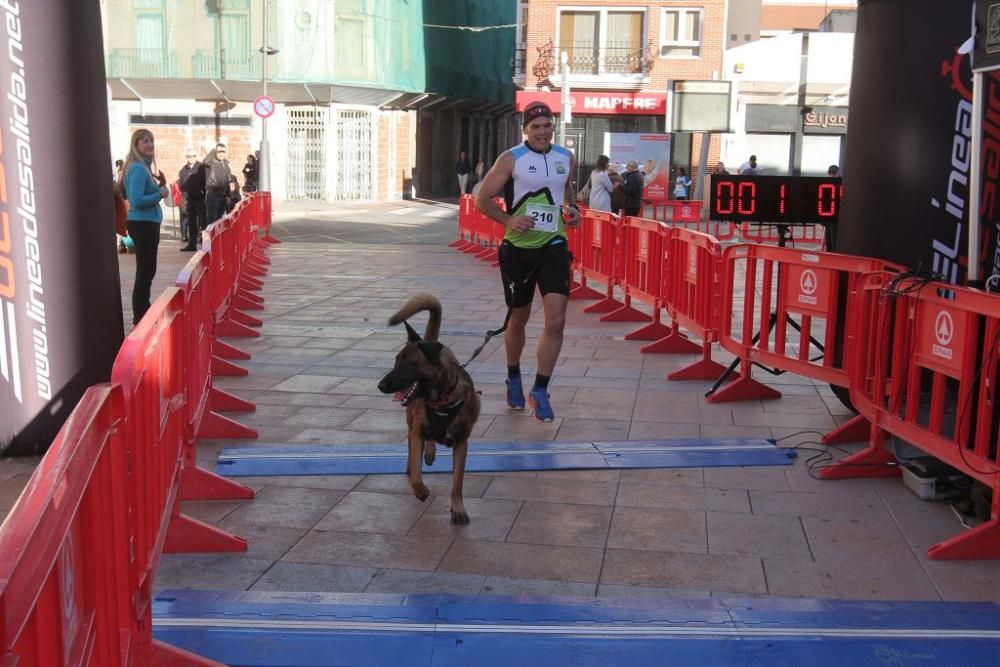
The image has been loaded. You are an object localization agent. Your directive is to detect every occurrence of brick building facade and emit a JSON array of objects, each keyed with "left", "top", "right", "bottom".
[{"left": 516, "top": 1, "right": 727, "bottom": 194}]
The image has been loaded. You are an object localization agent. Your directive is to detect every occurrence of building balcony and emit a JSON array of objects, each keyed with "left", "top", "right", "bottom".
[
  {"left": 561, "top": 41, "right": 645, "bottom": 76},
  {"left": 192, "top": 50, "right": 262, "bottom": 80},
  {"left": 512, "top": 46, "right": 526, "bottom": 82},
  {"left": 106, "top": 48, "right": 178, "bottom": 78}
]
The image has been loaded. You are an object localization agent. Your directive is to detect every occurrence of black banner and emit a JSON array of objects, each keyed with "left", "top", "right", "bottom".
[
  {"left": 838, "top": 0, "right": 1000, "bottom": 289},
  {"left": 0, "top": 1, "right": 124, "bottom": 455}
]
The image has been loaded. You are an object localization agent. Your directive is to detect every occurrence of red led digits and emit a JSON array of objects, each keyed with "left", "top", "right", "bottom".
[
  {"left": 779, "top": 183, "right": 786, "bottom": 215},
  {"left": 818, "top": 183, "right": 837, "bottom": 217},
  {"left": 736, "top": 181, "right": 756, "bottom": 215},
  {"left": 716, "top": 181, "right": 735, "bottom": 215}
]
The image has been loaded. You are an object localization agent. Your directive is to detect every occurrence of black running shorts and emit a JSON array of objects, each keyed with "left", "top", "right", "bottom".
[{"left": 498, "top": 239, "right": 571, "bottom": 308}]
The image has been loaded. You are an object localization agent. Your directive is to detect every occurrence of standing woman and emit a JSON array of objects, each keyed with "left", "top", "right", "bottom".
[
  {"left": 116, "top": 128, "right": 168, "bottom": 326},
  {"left": 673, "top": 167, "right": 692, "bottom": 200},
  {"left": 587, "top": 155, "right": 615, "bottom": 212}
]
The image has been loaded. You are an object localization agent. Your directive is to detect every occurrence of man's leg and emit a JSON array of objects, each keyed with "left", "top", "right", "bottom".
[
  {"left": 504, "top": 303, "right": 531, "bottom": 409},
  {"left": 535, "top": 292, "right": 568, "bottom": 377}
]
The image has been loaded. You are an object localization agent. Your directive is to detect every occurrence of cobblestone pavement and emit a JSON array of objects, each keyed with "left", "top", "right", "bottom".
[{"left": 3, "top": 198, "right": 999, "bottom": 603}]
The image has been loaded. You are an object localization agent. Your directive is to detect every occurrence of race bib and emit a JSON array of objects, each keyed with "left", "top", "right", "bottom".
[{"left": 526, "top": 202, "right": 560, "bottom": 232}]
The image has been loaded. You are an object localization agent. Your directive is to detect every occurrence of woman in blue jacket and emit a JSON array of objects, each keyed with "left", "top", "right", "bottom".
[{"left": 115, "top": 129, "right": 169, "bottom": 325}]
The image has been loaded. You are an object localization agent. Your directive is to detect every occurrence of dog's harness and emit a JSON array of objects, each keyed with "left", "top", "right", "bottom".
[{"left": 421, "top": 382, "right": 464, "bottom": 445}]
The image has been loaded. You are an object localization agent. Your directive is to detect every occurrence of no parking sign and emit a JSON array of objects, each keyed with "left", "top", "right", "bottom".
[{"left": 253, "top": 95, "right": 275, "bottom": 119}]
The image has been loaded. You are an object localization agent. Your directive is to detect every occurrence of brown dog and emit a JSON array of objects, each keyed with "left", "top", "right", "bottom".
[{"left": 377, "top": 294, "right": 480, "bottom": 524}]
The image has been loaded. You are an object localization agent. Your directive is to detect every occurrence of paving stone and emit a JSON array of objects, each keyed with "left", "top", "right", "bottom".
[
  {"left": 213, "top": 521, "right": 308, "bottom": 561},
  {"left": 801, "top": 515, "right": 919, "bottom": 562},
  {"left": 704, "top": 467, "right": 791, "bottom": 492},
  {"left": 281, "top": 406, "right": 368, "bottom": 428},
  {"left": 439, "top": 539, "right": 603, "bottom": 583},
  {"left": 749, "top": 488, "right": 889, "bottom": 521},
  {"left": 154, "top": 554, "right": 274, "bottom": 591},
  {"left": 291, "top": 429, "right": 404, "bottom": 444},
  {"left": 617, "top": 483, "right": 750, "bottom": 513},
  {"left": 481, "top": 415, "right": 563, "bottom": 440},
  {"left": 507, "top": 502, "right": 613, "bottom": 548},
  {"left": 357, "top": 473, "right": 493, "bottom": 499},
  {"left": 268, "top": 375, "right": 349, "bottom": 393},
  {"left": 628, "top": 421, "right": 702, "bottom": 439},
  {"left": 222, "top": 486, "right": 348, "bottom": 529},
  {"left": 619, "top": 468, "right": 705, "bottom": 487},
  {"left": 763, "top": 555, "right": 940, "bottom": 601},
  {"left": 481, "top": 576, "right": 596, "bottom": 597},
  {"left": 607, "top": 507, "right": 707, "bottom": 554},
  {"left": 597, "top": 584, "right": 714, "bottom": 599},
  {"left": 231, "top": 474, "right": 364, "bottom": 492},
  {"left": 409, "top": 496, "right": 522, "bottom": 542},
  {"left": 178, "top": 500, "right": 243, "bottom": 524},
  {"left": 250, "top": 562, "right": 377, "bottom": 593},
  {"left": 601, "top": 549, "right": 767, "bottom": 595},
  {"left": 366, "top": 569, "right": 486, "bottom": 595},
  {"left": 314, "top": 491, "right": 431, "bottom": 535},
  {"left": 555, "top": 418, "right": 630, "bottom": 441},
  {"left": 484, "top": 476, "right": 617, "bottom": 506},
  {"left": 284, "top": 530, "right": 452, "bottom": 571},
  {"left": 707, "top": 511, "right": 811, "bottom": 559},
  {"left": 699, "top": 424, "right": 773, "bottom": 439}
]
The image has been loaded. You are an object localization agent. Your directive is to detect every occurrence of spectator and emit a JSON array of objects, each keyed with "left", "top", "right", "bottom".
[
  {"left": 242, "top": 153, "right": 259, "bottom": 192},
  {"left": 227, "top": 175, "right": 242, "bottom": 212},
  {"left": 827, "top": 164, "right": 841, "bottom": 177},
  {"left": 455, "top": 150, "right": 472, "bottom": 195},
  {"left": 116, "top": 128, "right": 168, "bottom": 325},
  {"left": 621, "top": 160, "right": 645, "bottom": 217},
  {"left": 587, "top": 154, "right": 615, "bottom": 212},
  {"left": 474, "top": 155, "right": 486, "bottom": 187},
  {"left": 738, "top": 154, "right": 761, "bottom": 175},
  {"left": 181, "top": 160, "right": 207, "bottom": 249},
  {"left": 177, "top": 148, "right": 201, "bottom": 247},
  {"left": 204, "top": 143, "right": 232, "bottom": 224},
  {"left": 713, "top": 162, "right": 729, "bottom": 175},
  {"left": 673, "top": 167, "right": 692, "bottom": 201}
]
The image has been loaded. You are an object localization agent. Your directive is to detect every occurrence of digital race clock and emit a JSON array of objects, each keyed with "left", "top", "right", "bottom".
[{"left": 708, "top": 175, "right": 843, "bottom": 224}]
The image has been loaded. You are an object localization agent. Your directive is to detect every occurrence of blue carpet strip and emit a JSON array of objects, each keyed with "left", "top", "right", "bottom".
[
  {"left": 215, "top": 438, "right": 796, "bottom": 477},
  {"left": 153, "top": 590, "right": 1000, "bottom": 667}
]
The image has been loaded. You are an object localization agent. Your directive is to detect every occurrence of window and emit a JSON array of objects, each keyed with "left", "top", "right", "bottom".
[
  {"left": 660, "top": 8, "right": 702, "bottom": 58},
  {"left": 558, "top": 9, "right": 644, "bottom": 75},
  {"left": 135, "top": 0, "right": 165, "bottom": 53}
]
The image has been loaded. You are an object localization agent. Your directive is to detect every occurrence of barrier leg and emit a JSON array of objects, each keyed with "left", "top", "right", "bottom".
[
  {"left": 600, "top": 295, "right": 651, "bottom": 323},
  {"left": 237, "top": 287, "right": 265, "bottom": 305},
  {"left": 262, "top": 232, "right": 281, "bottom": 244},
  {"left": 706, "top": 360, "right": 782, "bottom": 402},
  {"left": 583, "top": 284, "right": 624, "bottom": 314},
  {"left": 211, "top": 355, "right": 248, "bottom": 377},
  {"left": 624, "top": 310, "right": 672, "bottom": 340},
  {"left": 818, "top": 429, "right": 900, "bottom": 480},
  {"left": 242, "top": 262, "right": 267, "bottom": 278},
  {"left": 216, "top": 316, "right": 261, "bottom": 338},
  {"left": 197, "top": 409, "right": 258, "bottom": 440},
  {"left": 570, "top": 275, "right": 604, "bottom": 300},
  {"left": 214, "top": 339, "right": 252, "bottom": 361},
  {"left": 227, "top": 308, "right": 263, "bottom": 328},
  {"left": 641, "top": 328, "right": 700, "bottom": 354},
  {"left": 240, "top": 275, "right": 264, "bottom": 291},
  {"left": 235, "top": 292, "right": 265, "bottom": 312},
  {"left": 668, "top": 342, "right": 729, "bottom": 381},
  {"left": 821, "top": 413, "right": 871, "bottom": 445},
  {"left": 151, "top": 639, "right": 226, "bottom": 667},
  {"left": 209, "top": 386, "right": 256, "bottom": 413},
  {"left": 179, "top": 465, "right": 255, "bottom": 501},
  {"left": 164, "top": 509, "right": 248, "bottom": 553},
  {"left": 928, "top": 493, "right": 1000, "bottom": 560}
]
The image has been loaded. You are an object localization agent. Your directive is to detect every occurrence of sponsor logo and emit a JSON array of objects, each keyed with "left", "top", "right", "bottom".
[
  {"left": 988, "top": 3, "right": 1000, "bottom": 53},
  {"left": 932, "top": 310, "right": 954, "bottom": 360},
  {"left": 555, "top": 163, "right": 566, "bottom": 174},
  {"left": 528, "top": 165, "right": 537, "bottom": 173},
  {"left": 797, "top": 269, "right": 819, "bottom": 305}
]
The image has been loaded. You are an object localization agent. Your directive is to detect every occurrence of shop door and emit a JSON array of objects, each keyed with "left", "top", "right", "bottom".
[
  {"left": 563, "top": 129, "right": 587, "bottom": 194},
  {"left": 286, "top": 108, "right": 327, "bottom": 200},
  {"left": 335, "top": 110, "right": 375, "bottom": 201}
]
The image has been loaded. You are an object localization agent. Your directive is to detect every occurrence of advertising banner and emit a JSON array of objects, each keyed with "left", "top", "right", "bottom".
[
  {"left": 0, "top": 1, "right": 124, "bottom": 455},
  {"left": 838, "top": 0, "right": 1000, "bottom": 287},
  {"left": 605, "top": 133, "right": 672, "bottom": 200}
]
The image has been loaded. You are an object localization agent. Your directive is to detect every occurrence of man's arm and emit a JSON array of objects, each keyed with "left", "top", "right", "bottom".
[{"left": 475, "top": 152, "right": 534, "bottom": 233}]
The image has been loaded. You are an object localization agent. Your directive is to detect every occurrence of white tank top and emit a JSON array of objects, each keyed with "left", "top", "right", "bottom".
[{"left": 503, "top": 142, "right": 572, "bottom": 248}]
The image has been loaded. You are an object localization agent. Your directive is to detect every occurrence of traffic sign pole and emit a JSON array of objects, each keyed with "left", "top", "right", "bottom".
[{"left": 259, "top": 0, "right": 271, "bottom": 193}]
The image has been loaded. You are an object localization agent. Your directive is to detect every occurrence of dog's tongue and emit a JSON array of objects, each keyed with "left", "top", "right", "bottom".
[{"left": 393, "top": 390, "right": 407, "bottom": 402}]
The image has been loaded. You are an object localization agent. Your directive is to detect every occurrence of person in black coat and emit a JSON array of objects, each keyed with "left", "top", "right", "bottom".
[
  {"left": 180, "top": 161, "right": 207, "bottom": 250},
  {"left": 621, "top": 160, "right": 645, "bottom": 218}
]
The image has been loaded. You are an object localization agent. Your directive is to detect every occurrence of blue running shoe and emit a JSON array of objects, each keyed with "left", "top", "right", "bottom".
[
  {"left": 506, "top": 377, "right": 525, "bottom": 410},
  {"left": 528, "top": 388, "right": 555, "bottom": 422}
]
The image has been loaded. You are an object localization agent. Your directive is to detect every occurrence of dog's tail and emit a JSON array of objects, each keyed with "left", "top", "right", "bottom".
[{"left": 388, "top": 294, "right": 442, "bottom": 342}]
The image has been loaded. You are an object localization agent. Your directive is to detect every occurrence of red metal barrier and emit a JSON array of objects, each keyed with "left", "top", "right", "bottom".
[
  {"left": 451, "top": 194, "right": 477, "bottom": 251},
  {"left": 575, "top": 210, "right": 630, "bottom": 313},
  {"left": 712, "top": 244, "right": 901, "bottom": 440},
  {"left": 824, "top": 274, "right": 1000, "bottom": 559},
  {"left": 204, "top": 211, "right": 261, "bottom": 340},
  {"left": 738, "top": 222, "right": 826, "bottom": 249},
  {"left": 0, "top": 386, "right": 222, "bottom": 665},
  {"left": 643, "top": 200, "right": 736, "bottom": 240},
  {"left": 256, "top": 191, "right": 280, "bottom": 245},
  {"left": 614, "top": 217, "right": 668, "bottom": 333},
  {"left": 643, "top": 228, "right": 728, "bottom": 381}
]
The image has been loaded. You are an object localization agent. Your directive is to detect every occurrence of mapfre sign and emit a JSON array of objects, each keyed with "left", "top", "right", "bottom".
[{"left": 516, "top": 91, "right": 667, "bottom": 116}]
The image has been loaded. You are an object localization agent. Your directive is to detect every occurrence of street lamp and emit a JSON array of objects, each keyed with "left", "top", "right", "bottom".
[{"left": 259, "top": 0, "right": 279, "bottom": 192}]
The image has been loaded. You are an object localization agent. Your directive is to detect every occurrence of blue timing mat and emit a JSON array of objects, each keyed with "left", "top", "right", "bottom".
[
  {"left": 215, "top": 438, "right": 796, "bottom": 477},
  {"left": 153, "top": 590, "right": 1000, "bottom": 667}
]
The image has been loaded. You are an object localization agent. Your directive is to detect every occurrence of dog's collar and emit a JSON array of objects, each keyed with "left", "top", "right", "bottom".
[{"left": 425, "top": 379, "right": 462, "bottom": 411}]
